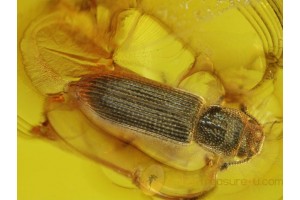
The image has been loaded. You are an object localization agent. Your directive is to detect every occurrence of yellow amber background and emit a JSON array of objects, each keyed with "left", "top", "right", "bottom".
[
  {"left": 18, "top": 0, "right": 282, "bottom": 199},
  {"left": 18, "top": 1, "right": 147, "bottom": 199}
]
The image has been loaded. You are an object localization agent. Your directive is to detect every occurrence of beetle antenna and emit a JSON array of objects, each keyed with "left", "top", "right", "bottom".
[{"left": 220, "top": 157, "right": 252, "bottom": 171}]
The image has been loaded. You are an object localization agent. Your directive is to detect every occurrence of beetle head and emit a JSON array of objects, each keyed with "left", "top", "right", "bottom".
[{"left": 236, "top": 115, "right": 265, "bottom": 159}]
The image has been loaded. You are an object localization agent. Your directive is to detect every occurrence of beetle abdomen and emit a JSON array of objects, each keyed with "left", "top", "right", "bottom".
[{"left": 72, "top": 72, "right": 204, "bottom": 143}]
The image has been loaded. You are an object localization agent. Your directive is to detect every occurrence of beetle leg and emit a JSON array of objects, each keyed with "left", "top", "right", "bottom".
[
  {"left": 47, "top": 93, "right": 65, "bottom": 103},
  {"left": 205, "top": 155, "right": 216, "bottom": 167},
  {"left": 205, "top": 155, "right": 223, "bottom": 170},
  {"left": 44, "top": 93, "right": 66, "bottom": 112},
  {"left": 31, "top": 120, "right": 58, "bottom": 140}
]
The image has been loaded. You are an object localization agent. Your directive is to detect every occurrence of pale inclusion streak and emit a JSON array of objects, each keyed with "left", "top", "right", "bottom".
[
  {"left": 237, "top": 5, "right": 270, "bottom": 55},
  {"left": 251, "top": 0, "right": 281, "bottom": 58},
  {"left": 17, "top": 116, "right": 34, "bottom": 136},
  {"left": 113, "top": 10, "right": 195, "bottom": 85},
  {"left": 42, "top": 46, "right": 112, "bottom": 67}
]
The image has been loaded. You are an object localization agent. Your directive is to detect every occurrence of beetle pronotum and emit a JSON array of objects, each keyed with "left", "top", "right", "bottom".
[{"left": 67, "top": 69, "right": 265, "bottom": 170}]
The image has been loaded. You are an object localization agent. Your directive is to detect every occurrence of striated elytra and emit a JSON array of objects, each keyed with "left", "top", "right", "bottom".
[{"left": 68, "top": 70, "right": 265, "bottom": 170}]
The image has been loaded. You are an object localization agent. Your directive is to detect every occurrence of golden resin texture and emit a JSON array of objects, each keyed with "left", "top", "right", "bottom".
[{"left": 18, "top": 0, "right": 282, "bottom": 199}]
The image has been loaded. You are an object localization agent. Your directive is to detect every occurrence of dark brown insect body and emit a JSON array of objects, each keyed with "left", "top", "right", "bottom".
[{"left": 68, "top": 70, "right": 264, "bottom": 170}]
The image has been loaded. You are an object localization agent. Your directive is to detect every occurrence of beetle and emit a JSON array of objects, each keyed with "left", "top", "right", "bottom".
[
  {"left": 66, "top": 68, "right": 265, "bottom": 171},
  {"left": 18, "top": 0, "right": 282, "bottom": 199}
]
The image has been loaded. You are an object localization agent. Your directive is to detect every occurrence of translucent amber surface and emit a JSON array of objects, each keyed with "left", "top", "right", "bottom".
[{"left": 18, "top": 0, "right": 282, "bottom": 199}]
